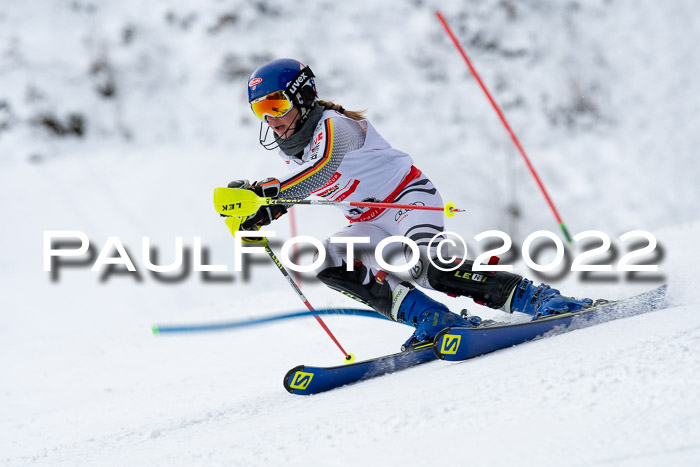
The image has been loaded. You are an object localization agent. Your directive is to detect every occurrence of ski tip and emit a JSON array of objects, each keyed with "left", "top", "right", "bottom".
[
  {"left": 432, "top": 328, "right": 452, "bottom": 360},
  {"left": 283, "top": 365, "right": 308, "bottom": 395},
  {"left": 151, "top": 325, "right": 160, "bottom": 336},
  {"left": 344, "top": 353, "right": 356, "bottom": 364}
]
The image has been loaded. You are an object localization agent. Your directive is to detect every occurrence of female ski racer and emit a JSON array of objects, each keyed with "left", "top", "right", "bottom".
[{"left": 230, "top": 58, "right": 591, "bottom": 348}]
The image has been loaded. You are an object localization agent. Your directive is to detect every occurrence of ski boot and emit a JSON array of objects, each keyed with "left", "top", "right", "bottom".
[
  {"left": 394, "top": 284, "right": 481, "bottom": 351},
  {"left": 509, "top": 279, "right": 593, "bottom": 320}
]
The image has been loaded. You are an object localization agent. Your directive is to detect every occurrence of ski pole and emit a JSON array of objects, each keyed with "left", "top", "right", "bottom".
[
  {"left": 213, "top": 187, "right": 464, "bottom": 219},
  {"left": 435, "top": 11, "right": 573, "bottom": 243},
  {"left": 238, "top": 230, "right": 355, "bottom": 363},
  {"left": 264, "top": 242, "right": 355, "bottom": 363},
  {"left": 287, "top": 207, "right": 303, "bottom": 286}
]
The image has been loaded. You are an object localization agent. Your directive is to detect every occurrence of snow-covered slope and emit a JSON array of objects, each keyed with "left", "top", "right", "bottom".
[
  {"left": 2, "top": 0, "right": 699, "bottom": 233},
  {"left": 2, "top": 1, "right": 699, "bottom": 465},
  {"left": 7, "top": 303, "right": 700, "bottom": 467},
  {"left": 2, "top": 147, "right": 699, "bottom": 466}
]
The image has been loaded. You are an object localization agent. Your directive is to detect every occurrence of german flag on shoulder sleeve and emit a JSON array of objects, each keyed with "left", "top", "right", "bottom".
[{"left": 280, "top": 118, "right": 334, "bottom": 191}]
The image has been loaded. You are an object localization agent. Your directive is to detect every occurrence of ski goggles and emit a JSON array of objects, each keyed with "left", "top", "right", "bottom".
[{"left": 250, "top": 90, "right": 294, "bottom": 121}]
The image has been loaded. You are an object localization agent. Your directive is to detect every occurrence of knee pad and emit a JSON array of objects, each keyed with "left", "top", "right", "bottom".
[
  {"left": 427, "top": 258, "right": 522, "bottom": 310},
  {"left": 317, "top": 261, "right": 394, "bottom": 319}
]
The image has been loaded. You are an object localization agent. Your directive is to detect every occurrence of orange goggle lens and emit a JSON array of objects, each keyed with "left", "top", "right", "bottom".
[{"left": 250, "top": 91, "right": 293, "bottom": 121}]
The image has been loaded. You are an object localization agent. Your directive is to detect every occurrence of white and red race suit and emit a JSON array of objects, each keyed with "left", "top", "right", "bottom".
[{"left": 275, "top": 109, "right": 445, "bottom": 289}]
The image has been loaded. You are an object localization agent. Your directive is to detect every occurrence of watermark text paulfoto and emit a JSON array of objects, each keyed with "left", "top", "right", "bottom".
[{"left": 43, "top": 229, "right": 663, "bottom": 282}]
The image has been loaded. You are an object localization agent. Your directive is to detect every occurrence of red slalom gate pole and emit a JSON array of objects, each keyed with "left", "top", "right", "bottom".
[{"left": 435, "top": 11, "right": 573, "bottom": 243}]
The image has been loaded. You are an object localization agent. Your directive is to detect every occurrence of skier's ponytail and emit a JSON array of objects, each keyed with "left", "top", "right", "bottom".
[{"left": 317, "top": 100, "right": 366, "bottom": 121}]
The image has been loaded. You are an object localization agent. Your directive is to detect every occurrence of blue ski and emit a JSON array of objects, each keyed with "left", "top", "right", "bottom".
[
  {"left": 433, "top": 284, "right": 668, "bottom": 361},
  {"left": 283, "top": 344, "right": 436, "bottom": 395},
  {"left": 284, "top": 285, "right": 667, "bottom": 395}
]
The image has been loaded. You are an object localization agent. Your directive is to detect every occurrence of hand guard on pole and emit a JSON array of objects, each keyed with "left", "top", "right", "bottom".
[{"left": 227, "top": 177, "right": 288, "bottom": 230}]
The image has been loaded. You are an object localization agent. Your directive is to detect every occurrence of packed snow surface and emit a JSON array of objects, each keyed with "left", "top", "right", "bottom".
[{"left": 1, "top": 1, "right": 699, "bottom": 466}]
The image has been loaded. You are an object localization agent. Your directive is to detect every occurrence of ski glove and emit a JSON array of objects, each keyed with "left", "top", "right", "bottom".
[{"left": 227, "top": 177, "right": 287, "bottom": 229}]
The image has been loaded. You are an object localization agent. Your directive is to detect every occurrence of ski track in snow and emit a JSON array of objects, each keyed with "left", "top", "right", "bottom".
[{"left": 4, "top": 303, "right": 699, "bottom": 466}]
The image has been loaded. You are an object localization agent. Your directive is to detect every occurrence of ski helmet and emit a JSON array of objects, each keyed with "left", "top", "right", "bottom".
[{"left": 247, "top": 58, "right": 317, "bottom": 121}]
